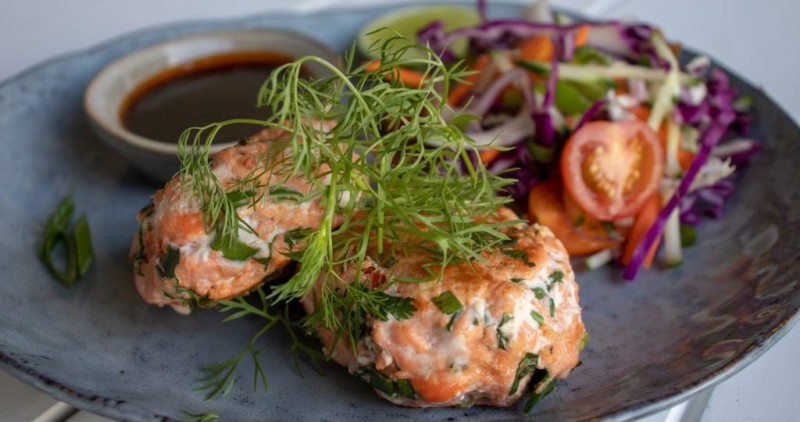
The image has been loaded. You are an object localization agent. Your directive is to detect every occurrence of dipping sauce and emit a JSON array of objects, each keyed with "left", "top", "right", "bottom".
[{"left": 121, "top": 52, "right": 298, "bottom": 144}]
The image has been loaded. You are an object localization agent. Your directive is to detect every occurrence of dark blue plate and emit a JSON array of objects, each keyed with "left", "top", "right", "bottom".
[{"left": 1, "top": 2, "right": 798, "bottom": 420}]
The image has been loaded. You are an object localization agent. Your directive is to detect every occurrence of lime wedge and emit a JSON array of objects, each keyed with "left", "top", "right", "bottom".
[{"left": 357, "top": 5, "right": 480, "bottom": 60}]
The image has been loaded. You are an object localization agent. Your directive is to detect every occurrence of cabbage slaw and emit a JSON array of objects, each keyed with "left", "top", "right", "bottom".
[{"left": 412, "top": 0, "right": 759, "bottom": 280}]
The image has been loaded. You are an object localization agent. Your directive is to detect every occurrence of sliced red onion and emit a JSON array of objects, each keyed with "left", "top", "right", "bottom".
[
  {"left": 679, "top": 179, "right": 735, "bottom": 224},
  {"left": 467, "top": 108, "right": 535, "bottom": 147},
  {"left": 627, "top": 78, "right": 648, "bottom": 102},
  {"left": 465, "top": 68, "right": 527, "bottom": 118},
  {"left": 711, "top": 138, "right": 761, "bottom": 166},
  {"left": 685, "top": 55, "right": 711, "bottom": 76}
]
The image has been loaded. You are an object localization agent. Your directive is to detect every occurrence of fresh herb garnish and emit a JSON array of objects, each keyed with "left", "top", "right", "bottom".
[
  {"left": 580, "top": 332, "right": 590, "bottom": 351},
  {"left": 268, "top": 185, "right": 307, "bottom": 203},
  {"left": 509, "top": 353, "right": 539, "bottom": 395},
  {"left": 497, "top": 313, "right": 513, "bottom": 350},
  {"left": 39, "top": 195, "right": 94, "bottom": 286},
  {"left": 501, "top": 249, "right": 536, "bottom": 267},
  {"left": 180, "top": 411, "right": 220, "bottom": 422},
  {"left": 524, "top": 373, "right": 557, "bottom": 413},
  {"left": 359, "top": 368, "right": 416, "bottom": 399},
  {"left": 209, "top": 233, "right": 259, "bottom": 261},
  {"left": 164, "top": 280, "right": 217, "bottom": 310},
  {"left": 530, "top": 310, "right": 544, "bottom": 325},
  {"left": 196, "top": 288, "right": 323, "bottom": 400},
  {"left": 549, "top": 298, "right": 556, "bottom": 317},
  {"left": 177, "top": 41, "right": 516, "bottom": 403},
  {"left": 547, "top": 270, "right": 564, "bottom": 289},
  {"left": 431, "top": 291, "right": 463, "bottom": 315},
  {"left": 532, "top": 287, "right": 547, "bottom": 300},
  {"left": 431, "top": 291, "right": 463, "bottom": 331},
  {"left": 157, "top": 246, "right": 180, "bottom": 279}
]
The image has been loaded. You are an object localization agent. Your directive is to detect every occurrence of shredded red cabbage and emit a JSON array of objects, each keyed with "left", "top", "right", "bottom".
[
  {"left": 679, "top": 179, "right": 735, "bottom": 225},
  {"left": 622, "top": 114, "right": 733, "bottom": 280}
]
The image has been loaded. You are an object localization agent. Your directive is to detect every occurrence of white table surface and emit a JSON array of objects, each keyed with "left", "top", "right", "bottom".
[{"left": 1, "top": 0, "right": 799, "bottom": 421}]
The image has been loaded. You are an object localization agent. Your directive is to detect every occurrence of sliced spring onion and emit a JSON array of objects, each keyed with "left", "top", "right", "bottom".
[
  {"left": 518, "top": 60, "right": 697, "bottom": 85},
  {"left": 647, "top": 32, "right": 680, "bottom": 132},
  {"left": 39, "top": 196, "right": 94, "bottom": 286},
  {"left": 665, "top": 119, "right": 682, "bottom": 178},
  {"left": 210, "top": 233, "right": 259, "bottom": 261},
  {"left": 680, "top": 224, "right": 697, "bottom": 247},
  {"left": 431, "top": 291, "right": 464, "bottom": 315},
  {"left": 584, "top": 249, "right": 614, "bottom": 270}
]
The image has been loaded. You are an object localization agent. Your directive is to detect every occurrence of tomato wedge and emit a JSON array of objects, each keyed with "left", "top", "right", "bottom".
[{"left": 561, "top": 120, "right": 664, "bottom": 221}]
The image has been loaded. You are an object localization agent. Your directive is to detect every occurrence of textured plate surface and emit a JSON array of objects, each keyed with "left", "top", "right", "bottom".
[{"left": 1, "top": 2, "right": 799, "bottom": 421}]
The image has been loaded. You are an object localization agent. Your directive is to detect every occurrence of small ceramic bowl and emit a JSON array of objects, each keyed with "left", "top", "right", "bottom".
[{"left": 85, "top": 29, "right": 338, "bottom": 183}]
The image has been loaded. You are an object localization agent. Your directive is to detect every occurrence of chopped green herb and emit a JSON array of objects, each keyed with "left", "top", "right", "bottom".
[
  {"left": 156, "top": 246, "right": 180, "bottom": 278},
  {"left": 431, "top": 291, "right": 463, "bottom": 331},
  {"left": 39, "top": 196, "right": 94, "bottom": 286},
  {"left": 210, "top": 232, "right": 260, "bottom": 261},
  {"left": 530, "top": 310, "right": 544, "bottom": 325},
  {"left": 431, "top": 291, "right": 463, "bottom": 315},
  {"left": 268, "top": 185, "right": 307, "bottom": 202},
  {"left": 524, "top": 374, "right": 557, "bottom": 413},
  {"left": 180, "top": 411, "right": 220, "bottom": 422},
  {"left": 375, "top": 293, "right": 416, "bottom": 321},
  {"left": 510, "top": 277, "right": 524, "bottom": 283},
  {"left": 509, "top": 353, "right": 539, "bottom": 395},
  {"left": 580, "top": 332, "right": 590, "bottom": 351},
  {"left": 501, "top": 249, "right": 536, "bottom": 267},
  {"left": 680, "top": 224, "right": 697, "bottom": 247},
  {"left": 360, "top": 368, "right": 416, "bottom": 399},
  {"left": 472, "top": 317, "right": 479, "bottom": 326},
  {"left": 532, "top": 287, "right": 547, "bottom": 300},
  {"left": 283, "top": 228, "right": 313, "bottom": 251},
  {"left": 225, "top": 189, "right": 255, "bottom": 207},
  {"left": 573, "top": 215, "right": 585, "bottom": 228},
  {"left": 73, "top": 215, "right": 93, "bottom": 277},
  {"left": 547, "top": 270, "right": 564, "bottom": 287},
  {"left": 549, "top": 298, "right": 556, "bottom": 317},
  {"left": 164, "top": 280, "right": 216, "bottom": 309},
  {"left": 497, "top": 313, "right": 513, "bottom": 350}
]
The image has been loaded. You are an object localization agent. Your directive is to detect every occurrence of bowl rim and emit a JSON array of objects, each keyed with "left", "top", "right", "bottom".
[{"left": 83, "top": 27, "right": 338, "bottom": 156}]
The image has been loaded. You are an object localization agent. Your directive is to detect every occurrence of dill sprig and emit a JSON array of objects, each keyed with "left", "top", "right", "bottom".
[
  {"left": 195, "top": 288, "right": 324, "bottom": 401},
  {"left": 178, "top": 39, "right": 515, "bottom": 375}
]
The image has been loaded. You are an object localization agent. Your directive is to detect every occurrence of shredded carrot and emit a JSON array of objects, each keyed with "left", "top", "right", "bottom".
[
  {"left": 478, "top": 148, "right": 501, "bottom": 165},
  {"left": 364, "top": 60, "right": 426, "bottom": 88},
  {"left": 631, "top": 105, "right": 695, "bottom": 171},
  {"left": 528, "top": 181, "right": 619, "bottom": 256},
  {"left": 518, "top": 35, "right": 553, "bottom": 62},
  {"left": 575, "top": 24, "right": 589, "bottom": 47},
  {"left": 447, "top": 54, "right": 491, "bottom": 106},
  {"left": 622, "top": 194, "right": 662, "bottom": 268}
]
